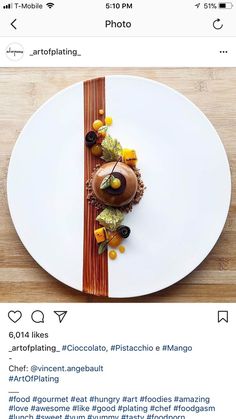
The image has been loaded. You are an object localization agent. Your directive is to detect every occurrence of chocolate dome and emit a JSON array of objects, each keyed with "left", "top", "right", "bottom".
[{"left": 92, "top": 162, "right": 138, "bottom": 207}]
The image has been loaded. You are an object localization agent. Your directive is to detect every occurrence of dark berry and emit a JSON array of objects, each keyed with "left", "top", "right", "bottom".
[
  {"left": 85, "top": 131, "right": 97, "bottom": 147},
  {"left": 117, "top": 225, "right": 131, "bottom": 239}
]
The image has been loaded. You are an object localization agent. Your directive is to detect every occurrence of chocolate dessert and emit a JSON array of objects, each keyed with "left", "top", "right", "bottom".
[
  {"left": 92, "top": 162, "right": 138, "bottom": 207},
  {"left": 84, "top": 112, "right": 145, "bottom": 261}
]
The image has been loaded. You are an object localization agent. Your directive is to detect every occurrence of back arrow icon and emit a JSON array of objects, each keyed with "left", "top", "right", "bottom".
[{"left": 11, "top": 19, "right": 17, "bottom": 30}]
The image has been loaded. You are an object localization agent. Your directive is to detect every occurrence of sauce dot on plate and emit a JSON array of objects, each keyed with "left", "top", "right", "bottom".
[
  {"left": 119, "top": 245, "right": 126, "bottom": 254},
  {"left": 109, "top": 250, "right": 117, "bottom": 260}
]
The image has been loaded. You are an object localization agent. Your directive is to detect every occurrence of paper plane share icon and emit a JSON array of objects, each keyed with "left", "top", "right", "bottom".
[{"left": 54, "top": 311, "right": 67, "bottom": 323}]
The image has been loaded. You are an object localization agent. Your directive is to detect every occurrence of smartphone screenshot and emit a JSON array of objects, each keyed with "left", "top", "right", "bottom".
[{"left": 0, "top": 1, "right": 235, "bottom": 418}]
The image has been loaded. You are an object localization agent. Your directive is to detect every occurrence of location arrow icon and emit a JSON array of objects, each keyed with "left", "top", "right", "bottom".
[{"left": 54, "top": 311, "right": 67, "bottom": 323}]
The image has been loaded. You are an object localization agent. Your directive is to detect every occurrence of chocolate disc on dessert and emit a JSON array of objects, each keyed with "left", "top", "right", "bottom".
[
  {"left": 92, "top": 162, "right": 138, "bottom": 207},
  {"left": 105, "top": 172, "right": 126, "bottom": 196}
]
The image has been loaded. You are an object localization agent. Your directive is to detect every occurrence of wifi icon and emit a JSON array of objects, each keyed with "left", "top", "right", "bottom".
[{"left": 46, "top": 2, "right": 54, "bottom": 8}]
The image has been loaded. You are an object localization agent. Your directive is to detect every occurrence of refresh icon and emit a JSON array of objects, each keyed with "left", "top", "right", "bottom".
[{"left": 213, "top": 19, "right": 223, "bottom": 30}]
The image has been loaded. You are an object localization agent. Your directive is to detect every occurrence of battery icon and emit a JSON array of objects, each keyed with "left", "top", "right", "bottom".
[{"left": 219, "top": 2, "right": 233, "bottom": 7}]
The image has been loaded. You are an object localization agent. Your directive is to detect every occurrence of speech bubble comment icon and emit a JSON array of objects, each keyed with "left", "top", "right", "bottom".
[{"left": 31, "top": 310, "right": 44, "bottom": 323}]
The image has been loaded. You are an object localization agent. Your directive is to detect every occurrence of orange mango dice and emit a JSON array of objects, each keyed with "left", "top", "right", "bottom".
[
  {"left": 94, "top": 227, "right": 107, "bottom": 244},
  {"left": 122, "top": 149, "right": 137, "bottom": 167}
]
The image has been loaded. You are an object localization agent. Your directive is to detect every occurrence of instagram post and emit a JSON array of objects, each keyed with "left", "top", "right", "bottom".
[
  {"left": 0, "top": 1, "right": 236, "bottom": 418},
  {"left": 0, "top": 68, "right": 235, "bottom": 302}
]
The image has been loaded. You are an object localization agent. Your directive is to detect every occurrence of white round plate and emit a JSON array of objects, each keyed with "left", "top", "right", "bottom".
[{"left": 7, "top": 76, "right": 231, "bottom": 297}]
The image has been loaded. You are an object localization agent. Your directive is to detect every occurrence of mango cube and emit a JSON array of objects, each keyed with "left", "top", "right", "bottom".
[
  {"left": 122, "top": 149, "right": 137, "bottom": 167},
  {"left": 94, "top": 227, "right": 107, "bottom": 244}
]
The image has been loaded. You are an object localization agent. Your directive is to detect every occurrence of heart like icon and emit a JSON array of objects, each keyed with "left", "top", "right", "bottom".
[{"left": 8, "top": 310, "right": 22, "bottom": 323}]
